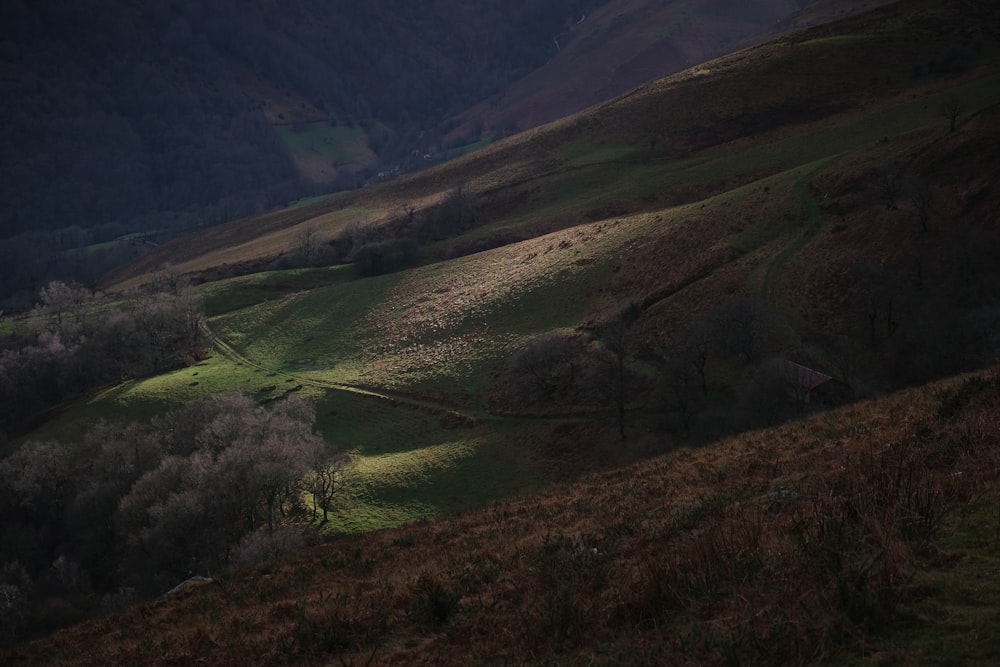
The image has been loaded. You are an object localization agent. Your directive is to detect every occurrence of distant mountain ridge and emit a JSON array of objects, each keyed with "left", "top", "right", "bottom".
[
  {"left": 0, "top": 0, "right": 606, "bottom": 239},
  {"left": 445, "top": 0, "right": 898, "bottom": 142},
  {"left": 0, "top": 0, "right": 891, "bottom": 308},
  {"left": 0, "top": 0, "right": 888, "bottom": 238}
]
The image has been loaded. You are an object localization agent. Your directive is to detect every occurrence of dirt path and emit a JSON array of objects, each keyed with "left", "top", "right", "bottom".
[
  {"left": 201, "top": 321, "right": 608, "bottom": 431},
  {"left": 761, "top": 154, "right": 843, "bottom": 322},
  {"left": 200, "top": 320, "right": 487, "bottom": 421}
]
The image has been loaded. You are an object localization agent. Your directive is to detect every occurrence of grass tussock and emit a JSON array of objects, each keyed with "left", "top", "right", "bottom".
[{"left": 6, "top": 368, "right": 1000, "bottom": 666}]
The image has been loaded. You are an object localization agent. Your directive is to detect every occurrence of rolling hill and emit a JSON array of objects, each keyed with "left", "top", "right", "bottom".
[
  {"left": 2, "top": 0, "right": 1000, "bottom": 662},
  {"left": 7, "top": 368, "right": 1000, "bottom": 665},
  {"left": 443, "top": 0, "right": 901, "bottom": 141},
  {"left": 0, "top": 0, "right": 892, "bottom": 310},
  {"left": 0, "top": 0, "right": 872, "bottom": 242}
]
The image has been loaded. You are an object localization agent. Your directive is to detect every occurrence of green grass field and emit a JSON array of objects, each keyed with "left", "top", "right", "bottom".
[
  {"left": 276, "top": 122, "right": 378, "bottom": 168},
  {"left": 22, "top": 217, "right": 646, "bottom": 531},
  {"left": 18, "top": 5, "right": 1000, "bottom": 539}
]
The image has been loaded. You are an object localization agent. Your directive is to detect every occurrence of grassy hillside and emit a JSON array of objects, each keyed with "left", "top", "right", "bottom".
[
  {"left": 105, "top": 0, "right": 1000, "bottom": 287},
  {"left": 443, "top": 0, "right": 900, "bottom": 141},
  {"left": 275, "top": 123, "right": 381, "bottom": 185},
  {"left": 5, "top": 0, "right": 1000, "bottom": 659},
  {"left": 7, "top": 368, "right": 1000, "bottom": 665},
  {"left": 37, "top": 0, "right": 997, "bottom": 534}
]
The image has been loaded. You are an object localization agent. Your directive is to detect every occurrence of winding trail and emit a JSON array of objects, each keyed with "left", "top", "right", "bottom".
[
  {"left": 201, "top": 320, "right": 605, "bottom": 429},
  {"left": 761, "top": 154, "right": 843, "bottom": 320},
  {"left": 200, "top": 320, "right": 486, "bottom": 421}
]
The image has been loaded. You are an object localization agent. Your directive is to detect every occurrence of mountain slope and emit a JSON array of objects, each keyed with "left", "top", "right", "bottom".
[
  {"left": 0, "top": 0, "right": 894, "bottom": 309},
  {"left": 106, "top": 0, "right": 1000, "bottom": 291},
  {"left": 1, "top": 0, "right": 856, "bottom": 242},
  {"left": 23, "top": 0, "right": 1000, "bottom": 529},
  {"left": 3, "top": 0, "right": 1000, "bottom": 658},
  {"left": 445, "top": 0, "right": 899, "bottom": 141},
  {"left": 0, "top": 0, "right": 601, "bottom": 238},
  {"left": 88, "top": 0, "right": 1000, "bottom": 475},
  {"left": 6, "top": 369, "right": 1000, "bottom": 665}
]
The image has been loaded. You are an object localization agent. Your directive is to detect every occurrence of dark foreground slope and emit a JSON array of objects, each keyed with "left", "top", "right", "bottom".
[{"left": 5, "top": 368, "right": 1000, "bottom": 666}]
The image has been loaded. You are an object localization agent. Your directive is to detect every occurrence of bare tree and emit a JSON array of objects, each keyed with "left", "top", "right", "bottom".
[
  {"left": 654, "top": 318, "right": 715, "bottom": 433},
  {"left": 710, "top": 297, "right": 767, "bottom": 363},
  {"left": 877, "top": 163, "right": 905, "bottom": 211},
  {"left": 0, "top": 439, "right": 73, "bottom": 518},
  {"left": 34, "top": 280, "right": 90, "bottom": 338},
  {"left": 125, "top": 285, "right": 205, "bottom": 370},
  {"left": 0, "top": 562, "right": 32, "bottom": 646},
  {"left": 591, "top": 300, "right": 643, "bottom": 440},
  {"left": 939, "top": 94, "right": 962, "bottom": 133},
  {"left": 502, "top": 332, "right": 589, "bottom": 407},
  {"left": 149, "top": 264, "right": 184, "bottom": 296},
  {"left": 910, "top": 178, "right": 935, "bottom": 233},
  {"left": 849, "top": 261, "right": 901, "bottom": 347},
  {"left": 116, "top": 393, "right": 326, "bottom": 581},
  {"left": 676, "top": 318, "right": 714, "bottom": 395},
  {"left": 294, "top": 223, "right": 321, "bottom": 267},
  {"left": 302, "top": 452, "right": 353, "bottom": 524},
  {"left": 657, "top": 352, "right": 704, "bottom": 434}
]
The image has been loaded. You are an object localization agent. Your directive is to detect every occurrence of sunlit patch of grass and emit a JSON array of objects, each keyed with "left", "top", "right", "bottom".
[
  {"left": 286, "top": 191, "right": 342, "bottom": 210},
  {"left": 210, "top": 273, "right": 395, "bottom": 382},
  {"left": 796, "top": 34, "right": 874, "bottom": 47},
  {"left": 209, "top": 210, "right": 665, "bottom": 404},
  {"left": 199, "top": 265, "right": 355, "bottom": 317},
  {"left": 563, "top": 142, "right": 643, "bottom": 167},
  {"left": 340, "top": 215, "right": 649, "bottom": 393},
  {"left": 22, "top": 354, "right": 263, "bottom": 442},
  {"left": 445, "top": 138, "right": 492, "bottom": 159},
  {"left": 328, "top": 429, "right": 541, "bottom": 534},
  {"left": 310, "top": 389, "right": 545, "bottom": 534},
  {"left": 355, "top": 440, "right": 477, "bottom": 490}
]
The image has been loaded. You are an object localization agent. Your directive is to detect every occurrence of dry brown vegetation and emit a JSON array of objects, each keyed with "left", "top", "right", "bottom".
[
  {"left": 6, "top": 369, "right": 999, "bottom": 666},
  {"left": 7, "top": 1, "right": 1000, "bottom": 663},
  {"left": 106, "top": 0, "right": 997, "bottom": 293}
]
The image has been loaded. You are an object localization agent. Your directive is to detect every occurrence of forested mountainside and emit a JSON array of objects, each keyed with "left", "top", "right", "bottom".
[
  {"left": 0, "top": 0, "right": 605, "bottom": 305},
  {"left": 0, "top": 0, "right": 874, "bottom": 309},
  {"left": 0, "top": 0, "right": 609, "bottom": 232}
]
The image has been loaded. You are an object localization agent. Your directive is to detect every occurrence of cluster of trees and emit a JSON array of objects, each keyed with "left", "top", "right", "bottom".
[
  {"left": 314, "top": 186, "right": 479, "bottom": 276},
  {"left": 846, "top": 230, "right": 1000, "bottom": 385},
  {"left": 500, "top": 296, "right": 846, "bottom": 442},
  {"left": 0, "top": 14, "right": 303, "bottom": 240},
  {"left": 0, "top": 278, "right": 203, "bottom": 441},
  {"left": 0, "top": 393, "right": 349, "bottom": 645},
  {"left": 0, "top": 225, "right": 158, "bottom": 311},
  {"left": 498, "top": 301, "right": 648, "bottom": 440},
  {"left": 503, "top": 226, "right": 1000, "bottom": 442}
]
